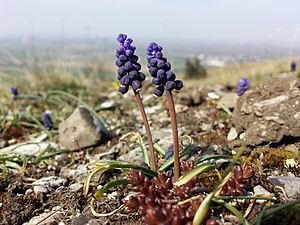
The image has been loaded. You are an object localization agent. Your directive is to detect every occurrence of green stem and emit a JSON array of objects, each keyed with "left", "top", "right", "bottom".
[
  {"left": 134, "top": 91, "right": 157, "bottom": 170},
  {"left": 165, "top": 90, "right": 179, "bottom": 181}
]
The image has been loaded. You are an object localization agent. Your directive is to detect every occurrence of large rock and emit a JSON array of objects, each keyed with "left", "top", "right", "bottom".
[
  {"left": 267, "top": 176, "right": 300, "bottom": 198},
  {"left": 231, "top": 76, "right": 300, "bottom": 146},
  {"left": 59, "top": 107, "right": 110, "bottom": 150}
]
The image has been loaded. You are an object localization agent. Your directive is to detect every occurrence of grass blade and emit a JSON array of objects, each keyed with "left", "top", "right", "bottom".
[
  {"left": 94, "top": 178, "right": 128, "bottom": 200},
  {"left": 174, "top": 163, "right": 214, "bottom": 186},
  {"left": 212, "top": 198, "right": 250, "bottom": 225}
]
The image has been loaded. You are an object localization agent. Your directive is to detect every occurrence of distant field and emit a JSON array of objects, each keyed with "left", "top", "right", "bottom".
[{"left": 183, "top": 58, "right": 297, "bottom": 87}]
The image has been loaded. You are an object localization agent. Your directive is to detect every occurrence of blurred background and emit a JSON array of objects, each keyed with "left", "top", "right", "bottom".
[{"left": 1, "top": 0, "right": 300, "bottom": 91}]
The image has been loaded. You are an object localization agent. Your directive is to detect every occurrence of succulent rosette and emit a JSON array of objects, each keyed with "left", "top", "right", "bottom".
[
  {"left": 147, "top": 42, "right": 183, "bottom": 97},
  {"left": 116, "top": 34, "right": 146, "bottom": 94}
]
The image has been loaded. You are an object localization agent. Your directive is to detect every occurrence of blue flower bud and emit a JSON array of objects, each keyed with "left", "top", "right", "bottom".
[
  {"left": 120, "top": 75, "right": 131, "bottom": 86},
  {"left": 129, "top": 70, "right": 139, "bottom": 79},
  {"left": 152, "top": 77, "right": 161, "bottom": 85},
  {"left": 118, "top": 85, "right": 129, "bottom": 94},
  {"left": 128, "top": 55, "right": 138, "bottom": 63},
  {"left": 132, "top": 80, "right": 142, "bottom": 92},
  {"left": 166, "top": 71, "right": 175, "bottom": 81},
  {"left": 174, "top": 80, "right": 183, "bottom": 90},
  {"left": 132, "top": 63, "right": 141, "bottom": 71},
  {"left": 155, "top": 51, "right": 163, "bottom": 59},
  {"left": 150, "top": 58, "right": 157, "bottom": 66},
  {"left": 237, "top": 77, "right": 249, "bottom": 96},
  {"left": 165, "top": 81, "right": 176, "bottom": 91},
  {"left": 149, "top": 67, "right": 158, "bottom": 75},
  {"left": 11, "top": 86, "right": 18, "bottom": 97},
  {"left": 118, "top": 66, "right": 126, "bottom": 76},
  {"left": 118, "top": 54, "right": 127, "bottom": 62},
  {"left": 157, "top": 60, "right": 165, "bottom": 68},
  {"left": 138, "top": 72, "right": 146, "bottom": 82},
  {"left": 115, "top": 59, "right": 123, "bottom": 67},
  {"left": 153, "top": 85, "right": 164, "bottom": 97},
  {"left": 43, "top": 112, "right": 53, "bottom": 130},
  {"left": 125, "top": 61, "right": 133, "bottom": 70},
  {"left": 291, "top": 61, "right": 297, "bottom": 72},
  {"left": 117, "top": 34, "right": 127, "bottom": 43},
  {"left": 125, "top": 49, "right": 133, "bottom": 56}
]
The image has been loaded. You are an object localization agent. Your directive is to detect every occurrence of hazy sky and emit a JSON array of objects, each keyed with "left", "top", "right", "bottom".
[{"left": 1, "top": 0, "right": 300, "bottom": 46}]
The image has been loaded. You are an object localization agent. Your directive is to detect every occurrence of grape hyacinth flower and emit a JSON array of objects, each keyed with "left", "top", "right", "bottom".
[
  {"left": 237, "top": 77, "right": 249, "bottom": 96},
  {"left": 11, "top": 86, "right": 18, "bottom": 99},
  {"left": 147, "top": 42, "right": 183, "bottom": 97},
  {"left": 116, "top": 34, "right": 146, "bottom": 94},
  {"left": 116, "top": 34, "right": 157, "bottom": 170},
  {"left": 43, "top": 112, "right": 53, "bottom": 130},
  {"left": 147, "top": 42, "right": 183, "bottom": 180},
  {"left": 291, "top": 61, "right": 297, "bottom": 72}
]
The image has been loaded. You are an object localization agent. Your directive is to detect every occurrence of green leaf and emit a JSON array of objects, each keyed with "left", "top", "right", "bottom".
[
  {"left": 253, "top": 198, "right": 300, "bottom": 225},
  {"left": 94, "top": 178, "right": 128, "bottom": 200},
  {"left": 153, "top": 142, "right": 166, "bottom": 157},
  {"left": 120, "top": 132, "right": 150, "bottom": 167},
  {"left": 196, "top": 155, "right": 234, "bottom": 164},
  {"left": 159, "top": 143, "right": 194, "bottom": 171},
  {"left": 212, "top": 198, "right": 250, "bottom": 225},
  {"left": 174, "top": 163, "right": 214, "bottom": 186},
  {"left": 193, "top": 192, "right": 214, "bottom": 225},
  {"left": 84, "top": 160, "right": 157, "bottom": 197}
]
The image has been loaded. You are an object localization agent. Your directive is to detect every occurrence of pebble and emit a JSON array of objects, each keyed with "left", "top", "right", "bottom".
[{"left": 227, "top": 127, "right": 238, "bottom": 141}]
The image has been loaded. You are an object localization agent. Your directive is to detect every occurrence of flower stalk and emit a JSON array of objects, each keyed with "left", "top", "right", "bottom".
[
  {"left": 165, "top": 90, "right": 180, "bottom": 180},
  {"left": 134, "top": 90, "right": 157, "bottom": 170}
]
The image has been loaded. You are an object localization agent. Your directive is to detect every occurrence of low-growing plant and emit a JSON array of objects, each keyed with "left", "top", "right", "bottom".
[{"left": 82, "top": 34, "right": 264, "bottom": 225}]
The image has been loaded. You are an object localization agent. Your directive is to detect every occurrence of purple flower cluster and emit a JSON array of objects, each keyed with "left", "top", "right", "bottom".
[
  {"left": 237, "top": 77, "right": 249, "bottom": 96},
  {"left": 11, "top": 86, "right": 18, "bottom": 98},
  {"left": 147, "top": 42, "right": 183, "bottom": 97},
  {"left": 43, "top": 112, "right": 53, "bottom": 130},
  {"left": 116, "top": 34, "right": 146, "bottom": 94},
  {"left": 291, "top": 61, "right": 297, "bottom": 72}
]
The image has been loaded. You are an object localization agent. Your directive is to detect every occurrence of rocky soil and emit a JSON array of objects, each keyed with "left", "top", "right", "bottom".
[{"left": 0, "top": 75, "right": 300, "bottom": 225}]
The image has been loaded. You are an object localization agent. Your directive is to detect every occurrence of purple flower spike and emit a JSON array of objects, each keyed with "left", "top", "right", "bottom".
[
  {"left": 237, "top": 77, "right": 249, "bottom": 96},
  {"left": 43, "top": 112, "right": 53, "bottom": 130},
  {"left": 11, "top": 86, "right": 18, "bottom": 98},
  {"left": 291, "top": 61, "right": 297, "bottom": 72},
  {"left": 147, "top": 42, "right": 183, "bottom": 96},
  {"left": 116, "top": 34, "right": 146, "bottom": 95}
]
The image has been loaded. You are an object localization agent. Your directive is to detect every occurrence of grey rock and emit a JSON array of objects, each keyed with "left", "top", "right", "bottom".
[
  {"left": 33, "top": 185, "right": 49, "bottom": 194},
  {"left": 0, "top": 133, "right": 58, "bottom": 155},
  {"left": 59, "top": 107, "right": 110, "bottom": 150},
  {"left": 69, "top": 183, "right": 83, "bottom": 192},
  {"left": 253, "top": 185, "right": 274, "bottom": 203},
  {"left": 232, "top": 76, "right": 300, "bottom": 146},
  {"left": 218, "top": 92, "right": 238, "bottom": 109},
  {"left": 71, "top": 213, "right": 89, "bottom": 225},
  {"left": 118, "top": 147, "right": 142, "bottom": 164},
  {"left": 97, "top": 100, "right": 117, "bottom": 110},
  {"left": 23, "top": 209, "right": 62, "bottom": 225},
  {"left": 267, "top": 176, "right": 300, "bottom": 198},
  {"left": 32, "top": 176, "right": 67, "bottom": 188},
  {"left": 60, "top": 164, "right": 87, "bottom": 184}
]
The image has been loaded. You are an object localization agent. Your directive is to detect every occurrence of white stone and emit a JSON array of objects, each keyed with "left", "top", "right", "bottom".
[{"left": 227, "top": 127, "right": 238, "bottom": 141}]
